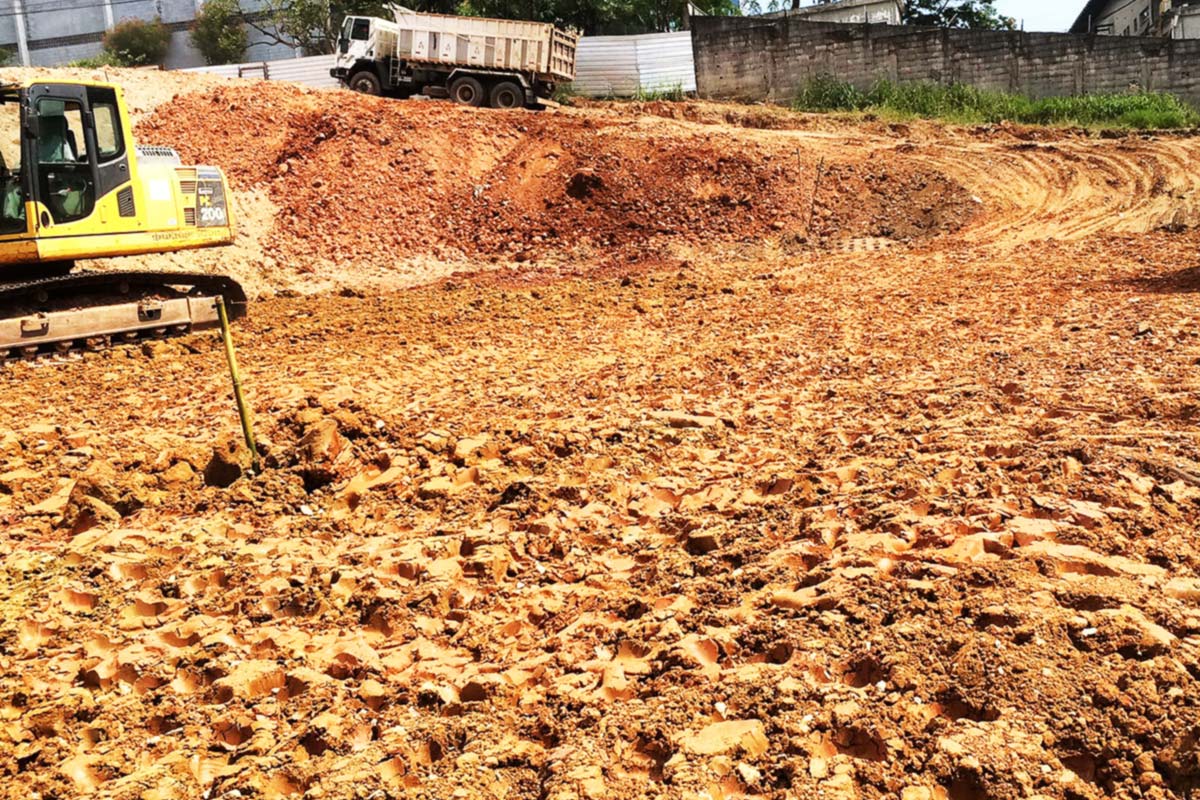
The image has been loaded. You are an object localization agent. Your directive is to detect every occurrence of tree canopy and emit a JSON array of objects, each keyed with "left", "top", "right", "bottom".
[
  {"left": 245, "top": 0, "right": 736, "bottom": 46},
  {"left": 191, "top": 0, "right": 249, "bottom": 65},
  {"left": 247, "top": 1, "right": 393, "bottom": 55},
  {"left": 902, "top": 0, "right": 1017, "bottom": 30},
  {"left": 244, "top": 0, "right": 1014, "bottom": 52},
  {"left": 102, "top": 17, "right": 172, "bottom": 66}
]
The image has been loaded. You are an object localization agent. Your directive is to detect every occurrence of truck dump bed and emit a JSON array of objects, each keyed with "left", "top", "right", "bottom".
[{"left": 384, "top": 9, "right": 577, "bottom": 83}]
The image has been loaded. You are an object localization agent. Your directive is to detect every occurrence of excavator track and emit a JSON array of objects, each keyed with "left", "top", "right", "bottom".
[{"left": 0, "top": 271, "right": 247, "bottom": 361}]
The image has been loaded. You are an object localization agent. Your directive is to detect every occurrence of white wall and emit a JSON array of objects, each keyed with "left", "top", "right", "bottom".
[
  {"left": 1171, "top": 6, "right": 1200, "bottom": 38},
  {"left": 793, "top": 0, "right": 903, "bottom": 25},
  {"left": 182, "top": 54, "right": 339, "bottom": 89}
]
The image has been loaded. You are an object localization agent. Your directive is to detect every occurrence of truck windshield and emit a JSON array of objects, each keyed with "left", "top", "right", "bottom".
[{"left": 0, "top": 90, "right": 24, "bottom": 234}]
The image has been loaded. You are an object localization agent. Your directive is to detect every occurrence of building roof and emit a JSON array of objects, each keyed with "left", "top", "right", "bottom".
[
  {"left": 792, "top": 0, "right": 905, "bottom": 15},
  {"left": 1070, "top": 0, "right": 1112, "bottom": 33}
]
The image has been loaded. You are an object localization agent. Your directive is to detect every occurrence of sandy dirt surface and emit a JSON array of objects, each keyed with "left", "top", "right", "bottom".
[{"left": 2, "top": 74, "right": 1200, "bottom": 800}]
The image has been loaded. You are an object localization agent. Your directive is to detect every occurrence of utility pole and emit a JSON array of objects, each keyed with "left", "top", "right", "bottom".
[
  {"left": 103, "top": 0, "right": 115, "bottom": 30},
  {"left": 13, "top": 0, "right": 30, "bottom": 67}
]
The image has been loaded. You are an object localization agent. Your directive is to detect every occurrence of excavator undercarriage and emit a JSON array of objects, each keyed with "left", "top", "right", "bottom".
[{"left": 0, "top": 271, "right": 246, "bottom": 359}]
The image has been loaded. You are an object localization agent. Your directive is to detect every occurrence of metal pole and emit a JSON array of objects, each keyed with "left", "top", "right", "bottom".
[
  {"left": 216, "top": 296, "right": 261, "bottom": 474},
  {"left": 13, "top": 0, "right": 30, "bottom": 68},
  {"left": 806, "top": 156, "right": 825, "bottom": 236}
]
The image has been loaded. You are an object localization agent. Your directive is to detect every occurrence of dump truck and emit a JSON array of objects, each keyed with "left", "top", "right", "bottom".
[
  {"left": 331, "top": 8, "right": 578, "bottom": 108},
  {"left": 0, "top": 79, "right": 244, "bottom": 359}
]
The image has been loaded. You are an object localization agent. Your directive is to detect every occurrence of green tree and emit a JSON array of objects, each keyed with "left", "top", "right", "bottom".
[
  {"left": 191, "top": 0, "right": 248, "bottom": 65},
  {"left": 248, "top": 0, "right": 393, "bottom": 55},
  {"left": 902, "top": 0, "right": 1016, "bottom": 29},
  {"left": 102, "top": 17, "right": 172, "bottom": 66},
  {"left": 457, "top": 0, "right": 737, "bottom": 34}
]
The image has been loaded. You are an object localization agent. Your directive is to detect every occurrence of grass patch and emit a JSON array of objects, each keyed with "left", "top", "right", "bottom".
[
  {"left": 554, "top": 83, "right": 686, "bottom": 104},
  {"left": 632, "top": 83, "right": 686, "bottom": 102},
  {"left": 67, "top": 52, "right": 121, "bottom": 68},
  {"left": 553, "top": 83, "right": 580, "bottom": 106},
  {"left": 792, "top": 76, "right": 1200, "bottom": 130}
]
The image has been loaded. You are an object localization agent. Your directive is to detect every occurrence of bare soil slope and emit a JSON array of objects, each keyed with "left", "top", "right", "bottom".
[{"left": 2, "top": 78, "right": 1200, "bottom": 800}]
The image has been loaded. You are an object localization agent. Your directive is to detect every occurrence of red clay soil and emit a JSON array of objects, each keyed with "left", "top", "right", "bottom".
[{"left": 137, "top": 85, "right": 975, "bottom": 273}]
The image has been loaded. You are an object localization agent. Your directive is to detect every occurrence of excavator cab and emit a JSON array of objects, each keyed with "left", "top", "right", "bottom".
[
  {"left": 0, "top": 84, "right": 120, "bottom": 258},
  {"left": 0, "top": 80, "right": 237, "bottom": 274},
  {"left": 0, "top": 79, "right": 246, "bottom": 359}
]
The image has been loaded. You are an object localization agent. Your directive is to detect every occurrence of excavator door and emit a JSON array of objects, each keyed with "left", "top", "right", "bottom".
[{"left": 25, "top": 82, "right": 132, "bottom": 236}]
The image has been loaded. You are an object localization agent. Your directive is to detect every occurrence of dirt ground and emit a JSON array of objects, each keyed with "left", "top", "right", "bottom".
[{"left": 2, "top": 70, "right": 1200, "bottom": 800}]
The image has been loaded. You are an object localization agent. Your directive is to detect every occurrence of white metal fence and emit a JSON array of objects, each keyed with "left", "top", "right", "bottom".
[
  {"left": 180, "top": 31, "right": 697, "bottom": 98},
  {"left": 182, "top": 54, "right": 340, "bottom": 89},
  {"left": 573, "top": 31, "right": 695, "bottom": 96}
]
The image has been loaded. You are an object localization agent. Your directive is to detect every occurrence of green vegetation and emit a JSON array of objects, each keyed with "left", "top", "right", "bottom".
[
  {"left": 632, "top": 83, "right": 686, "bottom": 102},
  {"left": 250, "top": 0, "right": 392, "bottom": 55},
  {"left": 792, "top": 76, "right": 1200, "bottom": 130},
  {"left": 67, "top": 52, "right": 121, "bottom": 68},
  {"left": 455, "top": 0, "right": 736, "bottom": 36},
  {"left": 554, "top": 83, "right": 686, "bottom": 104},
  {"left": 902, "top": 0, "right": 1015, "bottom": 29},
  {"left": 101, "top": 17, "right": 172, "bottom": 67},
  {"left": 553, "top": 83, "right": 580, "bottom": 105},
  {"left": 191, "top": 0, "right": 248, "bottom": 65}
]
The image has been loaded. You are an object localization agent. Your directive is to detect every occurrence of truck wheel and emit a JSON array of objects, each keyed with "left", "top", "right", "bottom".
[
  {"left": 449, "top": 77, "right": 484, "bottom": 107},
  {"left": 489, "top": 81, "right": 524, "bottom": 109},
  {"left": 349, "top": 71, "right": 382, "bottom": 96}
]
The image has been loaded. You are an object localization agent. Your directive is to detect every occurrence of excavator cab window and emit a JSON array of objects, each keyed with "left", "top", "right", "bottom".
[
  {"left": 0, "top": 90, "right": 25, "bottom": 235},
  {"left": 90, "top": 94, "right": 123, "bottom": 160},
  {"left": 35, "top": 98, "right": 95, "bottom": 224}
]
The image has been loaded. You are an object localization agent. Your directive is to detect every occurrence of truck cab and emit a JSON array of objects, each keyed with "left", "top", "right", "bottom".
[{"left": 332, "top": 16, "right": 385, "bottom": 95}]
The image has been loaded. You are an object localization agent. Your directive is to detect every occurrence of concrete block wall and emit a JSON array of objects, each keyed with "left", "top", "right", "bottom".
[{"left": 691, "top": 16, "right": 1200, "bottom": 107}]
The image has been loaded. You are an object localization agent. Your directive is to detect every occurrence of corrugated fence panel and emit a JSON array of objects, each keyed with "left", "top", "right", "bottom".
[
  {"left": 184, "top": 63, "right": 241, "bottom": 79},
  {"left": 573, "top": 36, "right": 640, "bottom": 96},
  {"left": 573, "top": 31, "right": 696, "bottom": 97},
  {"left": 634, "top": 31, "right": 695, "bottom": 93},
  {"left": 262, "top": 55, "right": 340, "bottom": 88},
  {"left": 182, "top": 54, "right": 337, "bottom": 89}
]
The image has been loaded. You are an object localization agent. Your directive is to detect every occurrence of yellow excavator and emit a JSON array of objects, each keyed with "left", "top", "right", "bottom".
[{"left": 0, "top": 78, "right": 245, "bottom": 359}]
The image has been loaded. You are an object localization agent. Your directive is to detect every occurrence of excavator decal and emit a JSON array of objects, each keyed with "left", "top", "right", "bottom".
[{"left": 197, "top": 167, "right": 228, "bottom": 228}]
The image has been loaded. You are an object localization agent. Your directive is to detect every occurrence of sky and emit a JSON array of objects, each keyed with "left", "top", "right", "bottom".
[{"left": 993, "top": 0, "right": 1082, "bottom": 32}]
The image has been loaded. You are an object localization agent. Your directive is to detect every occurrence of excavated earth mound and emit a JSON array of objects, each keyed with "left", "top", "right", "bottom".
[{"left": 132, "top": 84, "right": 975, "bottom": 295}]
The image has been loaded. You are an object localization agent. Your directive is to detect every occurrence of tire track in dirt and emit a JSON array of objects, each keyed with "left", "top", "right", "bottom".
[{"left": 906, "top": 137, "right": 1200, "bottom": 246}]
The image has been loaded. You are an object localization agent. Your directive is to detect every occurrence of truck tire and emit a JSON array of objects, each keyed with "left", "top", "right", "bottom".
[
  {"left": 349, "top": 71, "right": 382, "bottom": 96},
  {"left": 489, "top": 81, "right": 524, "bottom": 109},
  {"left": 449, "top": 77, "right": 485, "bottom": 107}
]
